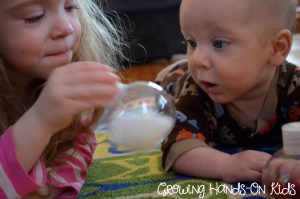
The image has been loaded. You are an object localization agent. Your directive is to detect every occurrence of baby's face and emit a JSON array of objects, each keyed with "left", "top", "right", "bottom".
[
  {"left": 180, "top": 0, "right": 275, "bottom": 104},
  {"left": 0, "top": 0, "right": 81, "bottom": 87}
]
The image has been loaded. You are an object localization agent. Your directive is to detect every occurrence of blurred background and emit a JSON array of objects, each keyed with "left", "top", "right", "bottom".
[{"left": 102, "top": 0, "right": 186, "bottom": 65}]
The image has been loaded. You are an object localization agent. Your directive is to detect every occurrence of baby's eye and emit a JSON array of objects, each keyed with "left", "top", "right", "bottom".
[
  {"left": 25, "top": 14, "right": 44, "bottom": 24},
  {"left": 213, "top": 40, "right": 229, "bottom": 49},
  {"left": 187, "top": 40, "right": 197, "bottom": 48}
]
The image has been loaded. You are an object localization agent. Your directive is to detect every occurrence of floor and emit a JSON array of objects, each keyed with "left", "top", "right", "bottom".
[
  {"left": 121, "top": 33, "right": 300, "bottom": 83},
  {"left": 120, "top": 59, "right": 177, "bottom": 83},
  {"left": 287, "top": 33, "right": 300, "bottom": 66}
]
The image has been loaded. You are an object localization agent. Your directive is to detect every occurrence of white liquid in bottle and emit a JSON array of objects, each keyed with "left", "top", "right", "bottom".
[{"left": 109, "top": 112, "right": 174, "bottom": 150}]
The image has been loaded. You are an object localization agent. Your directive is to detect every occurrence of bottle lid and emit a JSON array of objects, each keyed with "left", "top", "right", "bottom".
[{"left": 281, "top": 122, "right": 300, "bottom": 154}]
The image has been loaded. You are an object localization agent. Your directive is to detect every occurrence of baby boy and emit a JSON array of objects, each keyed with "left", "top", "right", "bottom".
[{"left": 158, "top": 0, "right": 299, "bottom": 185}]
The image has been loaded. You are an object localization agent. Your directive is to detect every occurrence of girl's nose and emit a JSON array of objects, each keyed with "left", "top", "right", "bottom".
[
  {"left": 51, "top": 16, "right": 74, "bottom": 39},
  {"left": 191, "top": 47, "right": 212, "bottom": 70}
]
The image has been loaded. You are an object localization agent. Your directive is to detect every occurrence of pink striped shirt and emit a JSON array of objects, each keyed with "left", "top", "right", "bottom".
[{"left": 0, "top": 126, "right": 96, "bottom": 199}]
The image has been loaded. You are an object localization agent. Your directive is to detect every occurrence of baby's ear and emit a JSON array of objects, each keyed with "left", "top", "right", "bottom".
[{"left": 269, "top": 29, "right": 292, "bottom": 67}]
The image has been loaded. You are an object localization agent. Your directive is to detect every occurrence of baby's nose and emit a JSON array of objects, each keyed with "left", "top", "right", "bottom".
[{"left": 192, "top": 48, "right": 212, "bottom": 69}]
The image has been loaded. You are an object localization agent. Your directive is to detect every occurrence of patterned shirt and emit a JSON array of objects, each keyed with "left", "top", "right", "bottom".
[
  {"left": 0, "top": 126, "right": 96, "bottom": 199},
  {"left": 158, "top": 60, "right": 300, "bottom": 174}
]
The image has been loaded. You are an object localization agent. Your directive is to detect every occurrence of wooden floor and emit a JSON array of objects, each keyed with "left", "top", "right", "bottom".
[
  {"left": 120, "top": 59, "right": 177, "bottom": 83},
  {"left": 287, "top": 33, "right": 300, "bottom": 66},
  {"left": 121, "top": 33, "right": 300, "bottom": 83}
]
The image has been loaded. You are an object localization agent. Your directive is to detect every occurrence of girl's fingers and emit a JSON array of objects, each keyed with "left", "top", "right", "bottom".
[
  {"left": 65, "top": 84, "right": 121, "bottom": 103},
  {"left": 56, "top": 70, "right": 119, "bottom": 86},
  {"left": 70, "top": 97, "right": 113, "bottom": 113},
  {"left": 45, "top": 84, "right": 121, "bottom": 117},
  {"left": 64, "top": 62, "right": 114, "bottom": 73},
  {"left": 51, "top": 62, "right": 119, "bottom": 86}
]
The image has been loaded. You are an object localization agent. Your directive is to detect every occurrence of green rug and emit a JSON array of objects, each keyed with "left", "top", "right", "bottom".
[{"left": 78, "top": 124, "right": 279, "bottom": 199}]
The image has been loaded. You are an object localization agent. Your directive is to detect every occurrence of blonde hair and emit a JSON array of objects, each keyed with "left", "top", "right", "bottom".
[
  {"left": 235, "top": 0, "right": 297, "bottom": 47},
  {"left": 0, "top": 0, "right": 127, "bottom": 197},
  {"left": 248, "top": 0, "right": 297, "bottom": 39},
  {"left": 75, "top": 0, "right": 127, "bottom": 69}
]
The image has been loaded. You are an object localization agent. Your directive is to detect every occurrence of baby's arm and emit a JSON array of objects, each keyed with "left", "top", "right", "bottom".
[
  {"left": 172, "top": 146, "right": 271, "bottom": 183},
  {"left": 161, "top": 75, "right": 271, "bottom": 183}
]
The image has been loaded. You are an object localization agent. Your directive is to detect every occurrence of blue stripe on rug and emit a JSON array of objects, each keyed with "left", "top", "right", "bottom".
[{"left": 79, "top": 174, "right": 192, "bottom": 197}]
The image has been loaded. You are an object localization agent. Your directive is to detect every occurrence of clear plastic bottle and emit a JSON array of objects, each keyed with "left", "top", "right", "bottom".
[
  {"left": 94, "top": 81, "right": 176, "bottom": 151},
  {"left": 263, "top": 122, "right": 300, "bottom": 199}
]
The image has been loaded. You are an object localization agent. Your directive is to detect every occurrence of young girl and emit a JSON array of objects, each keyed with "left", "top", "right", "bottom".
[{"left": 0, "top": 0, "right": 127, "bottom": 198}]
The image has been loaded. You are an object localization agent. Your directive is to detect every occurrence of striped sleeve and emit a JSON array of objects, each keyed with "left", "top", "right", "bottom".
[
  {"left": 47, "top": 131, "right": 97, "bottom": 199},
  {"left": 0, "top": 126, "right": 46, "bottom": 199}
]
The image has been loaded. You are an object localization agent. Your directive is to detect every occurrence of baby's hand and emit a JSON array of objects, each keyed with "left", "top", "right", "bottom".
[
  {"left": 31, "top": 62, "right": 120, "bottom": 135},
  {"left": 220, "top": 150, "right": 271, "bottom": 183},
  {"left": 262, "top": 159, "right": 300, "bottom": 198}
]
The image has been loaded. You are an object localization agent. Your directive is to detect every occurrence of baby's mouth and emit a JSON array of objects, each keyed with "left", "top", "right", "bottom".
[
  {"left": 201, "top": 81, "right": 218, "bottom": 94},
  {"left": 202, "top": 82, "right": 215, "bottom": 87}
]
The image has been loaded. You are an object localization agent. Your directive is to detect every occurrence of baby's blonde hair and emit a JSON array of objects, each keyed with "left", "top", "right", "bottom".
[
  {"left": 248, "top": 0, "right": 297, "bottom": 45},
  {"left": 0, "top": 0, "right": 127, "bottom": 197}
]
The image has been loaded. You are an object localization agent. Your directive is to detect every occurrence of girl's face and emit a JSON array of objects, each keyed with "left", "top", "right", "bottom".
[{"left": 0, "top": 0, "right": 81, "bottom": 87}]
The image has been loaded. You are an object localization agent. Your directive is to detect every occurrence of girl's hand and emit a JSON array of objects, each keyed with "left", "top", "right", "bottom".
[
  {"left": 220, "top": 150, "right": 271, "bottom": 183},
  {"left": 31, "top": 62, "right": 120, "bottom": 135}
]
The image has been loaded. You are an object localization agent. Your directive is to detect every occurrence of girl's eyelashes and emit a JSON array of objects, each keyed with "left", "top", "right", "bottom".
[
  {"left": 213, "top": 40, "right": 229, "bottom": 49},
  {"left": 65, "top": 5, "right": 78, "bottom": 11},
  {"left": 25, "top": 14, "right": 44, "bottom": 24},
  {"left": 24, "top": 5, "right": 77, "bottom": 24}
]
